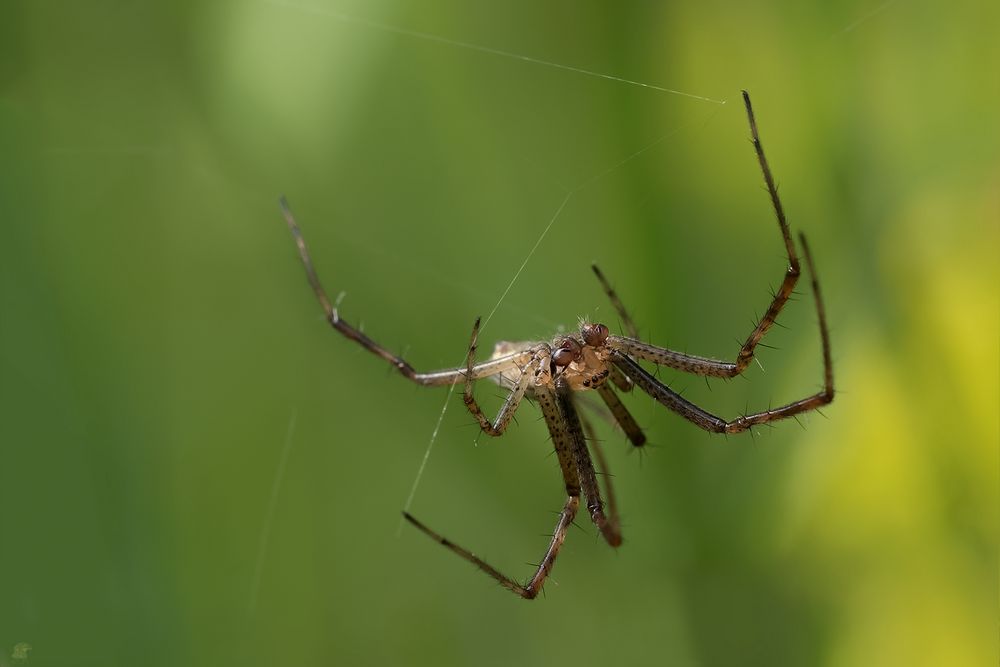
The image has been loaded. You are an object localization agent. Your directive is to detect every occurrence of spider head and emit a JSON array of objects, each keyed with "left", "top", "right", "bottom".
[
  {"left": 581, "top": 323, "right": 610, "bottom": 348},
  {"left": 549, "top": 323, "right": 613, "bottom": 390}
]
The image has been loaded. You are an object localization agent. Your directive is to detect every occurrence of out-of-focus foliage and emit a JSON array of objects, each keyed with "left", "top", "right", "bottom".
[{"left": 1, "top": 1, "right": 996, "bottom": 666}]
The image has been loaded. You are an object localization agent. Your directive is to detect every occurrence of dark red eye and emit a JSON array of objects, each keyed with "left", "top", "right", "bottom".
[
  {"left": 552, "top": 348, "right": 576, "bottom": 366},
  {"left": 552, "top": 338, "right": 582, "bottom": 366},
  {"left": 582, "top": 323, "right": 609, "bottom": 346}
]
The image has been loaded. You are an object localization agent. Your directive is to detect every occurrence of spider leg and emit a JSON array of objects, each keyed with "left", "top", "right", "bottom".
[
  {"left": 607, "top": 364, "right": 635, "bottom": 392},
  {"left": 591, "top": 264, "right": 640, "bottom": 339},
  {"left": 558, "top": 384, "right": 622, "bottom": 547},
  {"left": 576, "top": 399, "right": 622, "bottom": 543},
  {"left": 401, "top": 500, "right": 577, "bottom": 600},
  {"left": 596, "top": 383, "right": 646, "bottom": 447},
  {"left": 281, "top": 198, "right": 535, "bottom": 387},
  {"left": 612, "top": 233, "right": 833, "bottom": 433},
  {"left": 572, "top": 392, "right": 632, "bottom": 434},
  {"left": 403, "top": 384, "right": 583, "bottom": 599},
  {"left": 462, "top": 318, "right": 549, "bottom": 436},
  {"left": 604, "top": 91, "right": 802, "bottom": 379},
  {"left": 590, "top": 266, "right": 638, "bottom": 392}
]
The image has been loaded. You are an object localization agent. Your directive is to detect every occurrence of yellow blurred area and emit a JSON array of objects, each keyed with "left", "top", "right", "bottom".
[
  {"left": 832, "top": 562, "right": 991, "bottom": 667},
  {"left": 781, "top": 176, "right": 998, "bottom": 666}
]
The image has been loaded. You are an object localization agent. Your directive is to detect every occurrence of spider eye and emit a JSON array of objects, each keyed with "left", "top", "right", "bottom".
[
  {"left": 552, "top": 348, "right": 576, "bottom": 366},
  {"left": 582, "top": 323, "right": 609, "bottom": 347},
  {"left": 552, "top": 338, "right": 581, "bottom": 366}
]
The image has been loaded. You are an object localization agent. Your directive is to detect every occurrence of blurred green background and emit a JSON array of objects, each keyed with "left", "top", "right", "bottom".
[{"left": 1, "top": 1, "right": 996, "bottom": 665}]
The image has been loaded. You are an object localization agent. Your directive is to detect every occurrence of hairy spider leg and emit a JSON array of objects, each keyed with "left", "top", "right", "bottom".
[
  {"left": 607, "top": 364, "right": 635, "bottom": 393},
  {"left": 610, "top": 232, "right": 833, "bottom": 434},
  {"left": 595, "top": 383, "right": 646, "bottom": 447},
  {"left": 558, "top": 384, "right": 622, "bottom": 546},
  {"left": 404, "top": 383, "right": 584, "bottom": 599},
  {"left": 588, "top": 268, "right": 638, "bottom": 393},
  {"left": 596, "top": 90, "right": 802, "bottom": 379},
  {"left": 591, "top": 263, "right": 640, "bottom": 340},
  {"left": 575, "top": 400, "right": 622, "bottom": 543},
  {"left": 462, "top": 317, "right": 551, "bottom": 436},
  {"left": 281, "top": 198, "right": 539, "bottom": 388}
]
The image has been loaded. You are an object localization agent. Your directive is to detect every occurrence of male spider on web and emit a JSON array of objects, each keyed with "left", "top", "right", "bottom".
[{"left": 280, "top": 91, "right": 834, "bottom": 600}]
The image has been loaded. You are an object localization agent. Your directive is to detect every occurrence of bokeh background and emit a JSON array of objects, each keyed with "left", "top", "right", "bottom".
[{"left": 1, "top": 1, "right": 996, "bottom": 665}]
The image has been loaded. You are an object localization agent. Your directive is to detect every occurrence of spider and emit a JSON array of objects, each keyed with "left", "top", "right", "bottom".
[{"left": 280, "top": 91, "right": 834, "bottom": 600}]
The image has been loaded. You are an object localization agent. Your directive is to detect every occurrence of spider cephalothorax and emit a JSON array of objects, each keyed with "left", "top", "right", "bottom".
[
  {"left": 281, "top": 91, "right": 834, "bottom": 599},
  {"left": 551, "top": 323, "right": 613, "bottom": 390}
]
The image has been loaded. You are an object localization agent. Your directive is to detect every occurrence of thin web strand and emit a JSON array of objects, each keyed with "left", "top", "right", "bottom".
[
  {"left": 831, "top": 0, "right": 898, "bottom": 37},
  {"left": 574, "top": 104, "right": 726, "bottom": 193},
  {"left": 249, "top": 409, "right": 298, "bottom": 614},
  {"left": 482, "top": 191, "right": 573, "bottom": 330},
  {"left": 399, "top": 192, "right": 572, "bottom": 528},
  {"left": 397, "top": 380, "right": 459, "bottom": 534},
  {"left": 262, "top": 0, "right": 726, "bottom": 105}
]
